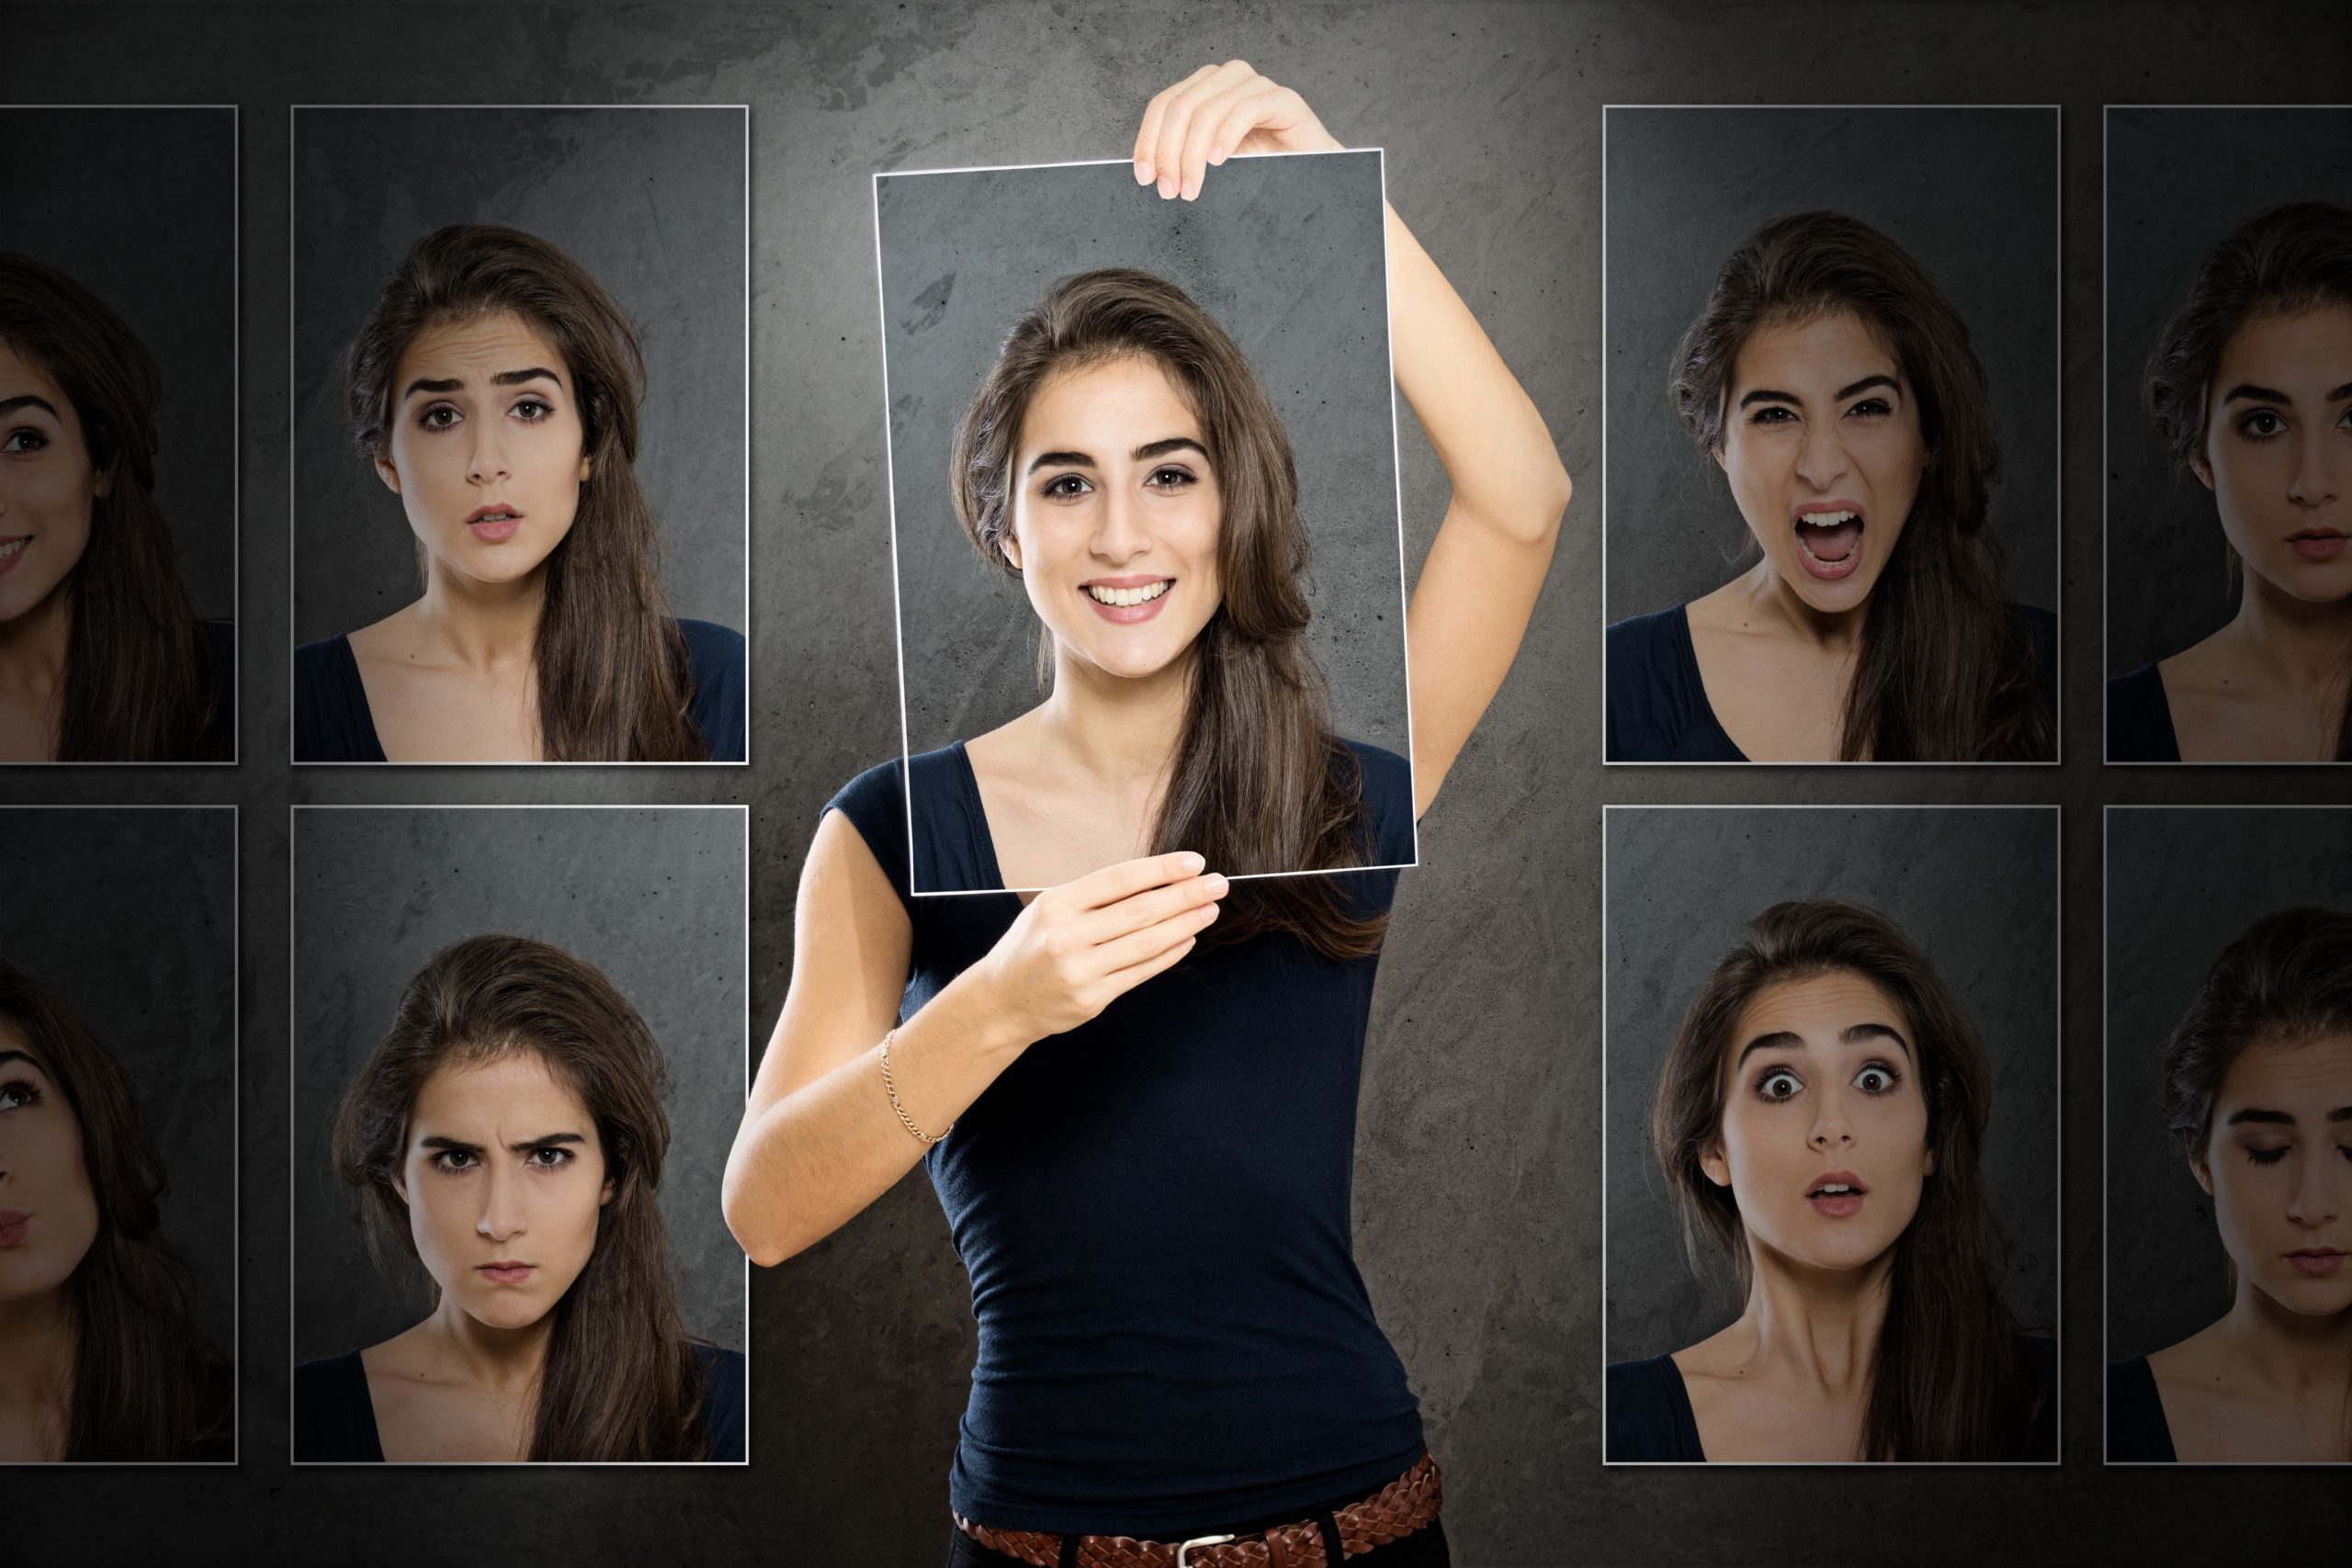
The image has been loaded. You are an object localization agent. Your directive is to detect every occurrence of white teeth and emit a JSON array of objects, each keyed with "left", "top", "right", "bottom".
[
  {"left": 0, "top": 537, "right": 26, "bottom": 560},
  {"left": 1800, "top": 511, "right": 1859, "bottom": 527},
  {"left": 1815, "top": 1183, "right": 1854, "bottom": 1195},
  {"left": 1084, "top": 581, "right": 1170, "bottom": 607}
]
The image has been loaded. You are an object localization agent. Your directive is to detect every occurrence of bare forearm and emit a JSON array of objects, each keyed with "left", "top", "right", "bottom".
[{"left": 722, "top": 969, "right": 1031, "bottom": 1266}]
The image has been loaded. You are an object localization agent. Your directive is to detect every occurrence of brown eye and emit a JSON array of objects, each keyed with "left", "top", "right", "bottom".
[{"left": 1756, "top": 1069, "right": 1801, "bottom": 1102}]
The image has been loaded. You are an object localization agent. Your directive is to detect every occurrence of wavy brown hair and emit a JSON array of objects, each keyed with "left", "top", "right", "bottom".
[
  {"left": 0, "top": 254, "right": 223, "bottom": 761},
  {"left": 951, "top": 267, "right": 1383, "bottom": 960},
  {"left": 2144, "top": 202, "right": 2352, "bottom": 760},
  {"left": 345, "top": 225, "right": 705, "bottom": 761},
  {"left": 1650, "top": 899, "right": 2048, "bottom": 1461},
  {"left": 1670, "top": 212, "right": 2052, "bottom": 761},
  {"left": 0, "top": 961, "right": 231, "bottom": 1460},
  {"left": 329, "top": 934, "right": 712, "bottom": 1461}
]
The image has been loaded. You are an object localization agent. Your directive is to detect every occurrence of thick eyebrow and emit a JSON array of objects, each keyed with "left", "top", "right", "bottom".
[
  {"left": 1134, "top": 436, "right": 1209, "bottom": 462},
  {"left": 1736, "top": 1021, "right": 1912, "bottom": 1069},
  {"left": 2225, "top": 1106, "right": 2352, "bottom": 1127},
  {"left": 0, "top": 393, "right": 62, "bottom": 420},
  {"left": 418, "top": 1130, "right": 587, "bottom": 1156},
  {"left": 2220, "top": 382, "right": 2290, "bottom": 407},
  {"left": 1736, "top": 374, "right": 1900, "bottom": 412},
  {"left": 1027, "top": 448, "right": 1093, "bottom": 475},
  {"left": 0, "top": 1048, "right": 48, "bottom": 1074},
  {"left": 400, "top": 366, "right": 564, "bottom": 403},
  {"left": 1737, "top": 387, "right": 1798, "bottom": 411},
  {"left": 1837, "top": 374, "right": 1900, "bottom": 401}
]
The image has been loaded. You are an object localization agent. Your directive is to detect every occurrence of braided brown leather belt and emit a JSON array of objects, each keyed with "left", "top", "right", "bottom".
[{"left": 955, "top": 1453, "right": 1441, "bottom": 1568}]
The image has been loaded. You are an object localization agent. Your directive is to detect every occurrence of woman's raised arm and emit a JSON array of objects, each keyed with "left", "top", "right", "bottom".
[{"left": 1136, "top": 62, "right": 1571, "bottom": 818}]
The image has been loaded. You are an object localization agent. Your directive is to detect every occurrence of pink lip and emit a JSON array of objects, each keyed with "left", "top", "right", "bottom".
[
  {"left": 1081, "top": 576, "right": 1174, "bottom": 625},
  {"left": 476, "top": 1262, "right": 535, "bottom": 1285},
  {"left": 1804, "top": 1170, "right": 1868, "bottom": 1218},
  {"left": 466, "top": 506, "right": 522, "bottom": 542},
  {"left": 2288, "top": 529, "right": 2347, "bottom": 562},
  {"left": 0, "top": 1210, "right": 28, "bottom": 1247},
  {"left": 2286, "top": 1249, "right": 2346, "bottom": 1278},
  {"left": 0, "top": 536, "right": 28, "bottom": 579}
]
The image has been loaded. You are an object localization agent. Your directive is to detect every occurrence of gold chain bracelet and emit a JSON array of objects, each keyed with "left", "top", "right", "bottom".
[{"left": 877, "top": 1029, "right": 950, "bottom": 1145}]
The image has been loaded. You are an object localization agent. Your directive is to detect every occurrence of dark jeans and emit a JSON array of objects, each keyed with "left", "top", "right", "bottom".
[{"left": 947, "top": 1515, "right": 1451, "bottom": 1567}]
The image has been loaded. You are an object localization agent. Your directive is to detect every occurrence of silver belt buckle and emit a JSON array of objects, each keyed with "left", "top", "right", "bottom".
[{"left": 1174, "top": 1533, "right": 1237, "bottom": 1567}]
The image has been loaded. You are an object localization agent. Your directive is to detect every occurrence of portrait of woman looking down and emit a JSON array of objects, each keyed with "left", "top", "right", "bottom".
[
  {"left": 725, "top": 63, "right": 1567, "bottom": 1567},
  {"left": 1606, "top": 899, "right": 2055, "bottom": 1462},
  {"left": 1606, "top": 211, "right": 2055, "bottom": 762},
  {"left": 293, "top": 224, "right": 743, "bottom": 763},
  {"left": 295, "top": 935, "right": 744, "bottom": 1463}
]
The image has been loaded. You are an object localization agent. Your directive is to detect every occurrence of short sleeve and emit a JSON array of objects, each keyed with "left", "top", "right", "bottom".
[{"left": 825, "top": 757, "right": 914, "bottom": 902}]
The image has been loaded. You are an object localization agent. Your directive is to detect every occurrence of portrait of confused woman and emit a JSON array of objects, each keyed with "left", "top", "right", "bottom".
[
  {"left": 0, "top": 962, "right": 232, "bottom": 1462},
  {"left": 726, "top": 64, "right": 1566, "bottom": 1568},
  {"left": 2109, "top": 907, "right": 2352, "bottom": 1462},
  {"left": 294, "top": 224, "right": 743, "bottom": 763},
  {"left": 295, "top": 935, "right": 743, "bottom": 1462},
  {"left": 0, "top": 254, "right": 230, "bottom": 762},
  {"left": 2108, "top": 203, "right": 2352, "bottom": 762},
  {"left": 1607, "top": 899, "right": 2054, "bottom": 1462},
  {"left": 1607, "top": 211, "right": 2055, "bottom": 762}
]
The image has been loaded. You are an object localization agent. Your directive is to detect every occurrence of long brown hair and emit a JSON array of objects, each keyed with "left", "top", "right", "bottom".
[
  {"left": 0, "top": 961, "right": 231, "bottom": 1461},
  {"left": 345, "top": 225, "right": 705, "bottom": 761},
  {"left": 1650, "top": 899, "right": 2047, "bottom": 1461},
  {"left": 1669, "top": 212, "right": 2052, "bottom": 761},
  {"left": 0, "top": 254, "right": 223, "bottom": 761},
  {"left": 2159, "top": 906, "right": 2352, "bottom": 1458},
  {"left": 951, "top": 267, "right": 1383, "bottom": 960},
  {"left": 2144, "top": 202, "right": 2352, "bottom": 760},
  {"left": 329, "top": 934, "right": 711, "bottom": 1461}
]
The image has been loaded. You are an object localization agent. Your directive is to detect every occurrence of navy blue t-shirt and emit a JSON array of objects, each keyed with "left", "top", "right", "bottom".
[
  {"left": 826, "top": 740, "right": 1425, "bottom": 1536},
  {"left": 292, "top": 617, "right": 744, "bottom": 761},
  {"left": 2106, "top": 1355, "right": 2177, "bottom": 1461},
  {"left": 1605, "top": 602, "right": 2058, "bottom": 761},
  {"left": 2105, "top": 663, "right": 2181, "bottom": 762},
  {"left": 291, "top": 1341, "right": 745, "bottom": 1461}
]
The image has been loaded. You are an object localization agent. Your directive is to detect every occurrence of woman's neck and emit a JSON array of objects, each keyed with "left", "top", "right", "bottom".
[
  {"left": 2221, "top": 572, "right": 2352, "bottom": 694},
  {"left": 1725, "top": 1243, "right": 1895, "bottom": 1392},
  {"left": 1033, "top": 645, "right": 1194, "bottom": 795},
  {"left": 411, "top": 562, "right": 548, "bottom": 671},
  {"left": 2216, "top": 1277, "right": 2352, "bottom": 1394},
  {"left": 422, "top": 1294, "right": 555, "bottom": 1395},
  {"left": 0, "top": 576, "right": 74, "bottom": 695},
  {"left": 1732, "top": 558, "right": 1867, "bottom": 653}
]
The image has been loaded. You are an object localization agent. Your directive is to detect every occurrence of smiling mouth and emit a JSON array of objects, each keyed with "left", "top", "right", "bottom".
[
  {"left": 0, "top": 536, "right": 28, "bottom": 573},
  {"left": 1083, "top": 579, "right": 1171, "bottom": 607}
]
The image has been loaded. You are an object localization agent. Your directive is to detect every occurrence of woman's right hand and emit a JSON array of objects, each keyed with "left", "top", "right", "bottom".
[{"left": 972, "top": 852, "right": 1227, "bottom": 1041}]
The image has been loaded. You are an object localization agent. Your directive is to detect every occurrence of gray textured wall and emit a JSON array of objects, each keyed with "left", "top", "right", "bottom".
[
  {"left": 2103, "top": 107, "right": 2352, "bottom": 677},
  {"left": 2103, "top": 807, "right": 2352, "bottom": 1363},
  {"left": 0, "top": 106, "right": 237, "bottom": 622},
  {"left": 879, "top": 152, "right": 1411, "bottom": 827},
  {"left": 0, "top": 807, "right": 237, "bottom": 1367},
  {"left": 9, "top": 2, "right": 2352, "bottom": 1564},
  {"left": 1604, "top": 807, "right": 2059, "bottom": 1365},
  {"left": 290, "top": 807, "right": 745, "bottom": 1362},
  {"left": 290, "top": 106, "right": 747, "bottom": 644},
  {"left": 1604, "top": 106, "right": 2060, "bottom": 624}
]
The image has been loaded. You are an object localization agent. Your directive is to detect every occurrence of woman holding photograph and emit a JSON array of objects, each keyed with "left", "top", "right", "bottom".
[
  {"left": 0, "top": 254, "right": 231, "bottom": 762},
  {"left": 296, "top": 935, "right": 744, "bottom": 1462},
  {"left": 1606, "top": 211, "right": 2055, "bottom": 762},
  {"left": 2109, "top": 906, "right": 2352, "bottom": 1462},
  {"left": 1606, "top": 899, "right": 2055, "bottom": 1462},
  {"left": 725, "top": 64, "right": 1566, "bottom": 1566},
  {"left": 2108, "top": 203, "right": 2352, "bottom": 762},
  {"left": 294, "top": 224, "right": 744, "bottom": 763}
]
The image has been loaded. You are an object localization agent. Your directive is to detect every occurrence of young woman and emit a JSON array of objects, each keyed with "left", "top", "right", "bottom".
[
  {"left": 724, "top": 64, "right": 1566, "bottom": 1566},
  {"left": 296, "top": 935, "right": 743, "bottom": 1462},
  {"left": 0, "top": 962, "right": 232, "bottom": 1461},
  {"left": 294, "top": 224, "right": 744, "bottom": 763},
  {"left": 2109, "top": 203, "right": 2352, "bottom": 761},
  {"left": 0, "top": 254, "right": 230, "bottom": 762},
  {"left": 1606, "top": 211, "right": 2054, "bottom": 762},
  {"left": 2109, "top": 907, "right": 2352, "bottom": 1461},
  {"left": 1608, "top": 899, "right": 2054, "bottom": 1462}
]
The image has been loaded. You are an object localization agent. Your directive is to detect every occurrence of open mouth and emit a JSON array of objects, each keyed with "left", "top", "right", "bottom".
[
  {"left": 1081, "top": 576, "right": 1174, "bottom": 624},
  {"left": 466, "top": 504, "right": 523, "bottom": 542},
  {"left": 1804, "top": 1172, "right": 1868, "bottom": 1217},
  {"left": 0, "top": 536, "right": 29, "bottom": 576},
  {"left": 1793, "top": 502, "right": 1866, "bottom": 581},
  {"left": 2288, "top": 527, "right": 2347, "bottom": 562},
  {"left": 2285, "top": 1247, "right": 2347, "bottom": 1278}
]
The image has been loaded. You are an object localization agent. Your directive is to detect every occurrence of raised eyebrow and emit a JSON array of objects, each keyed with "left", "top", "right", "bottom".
[
  {"left": 1736, "top": 1030, "right": 1804, "bottom": 1067},
  {"left": 1133, "top": 436, "right": 1209, "bottom": 462},
  {"left": 1836, "top": 374, "right": 1901, "bottom": 402},
  {"left": 1026, "top": 448, "right": 1094, "bottom": 476},
  {"left": 490, "top": 367, "right": 563, "bottom": 389},
  {"left": 0, "top": 393, "right": 63, "bottom": 421},
  {"left": 2220, "top": 382, "right": 2291, "bottom": 407},
  {"left": 1840, "top": 1021, "right": 1912, "bottom": 1062},
  {"left": 400, "top": 367, "right": 563, "bottom": 403}
]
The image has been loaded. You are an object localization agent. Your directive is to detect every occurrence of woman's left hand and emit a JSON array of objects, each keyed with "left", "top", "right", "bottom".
[{"left": 1134, "top": 62, "right": 1341, "bottom": 201}]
